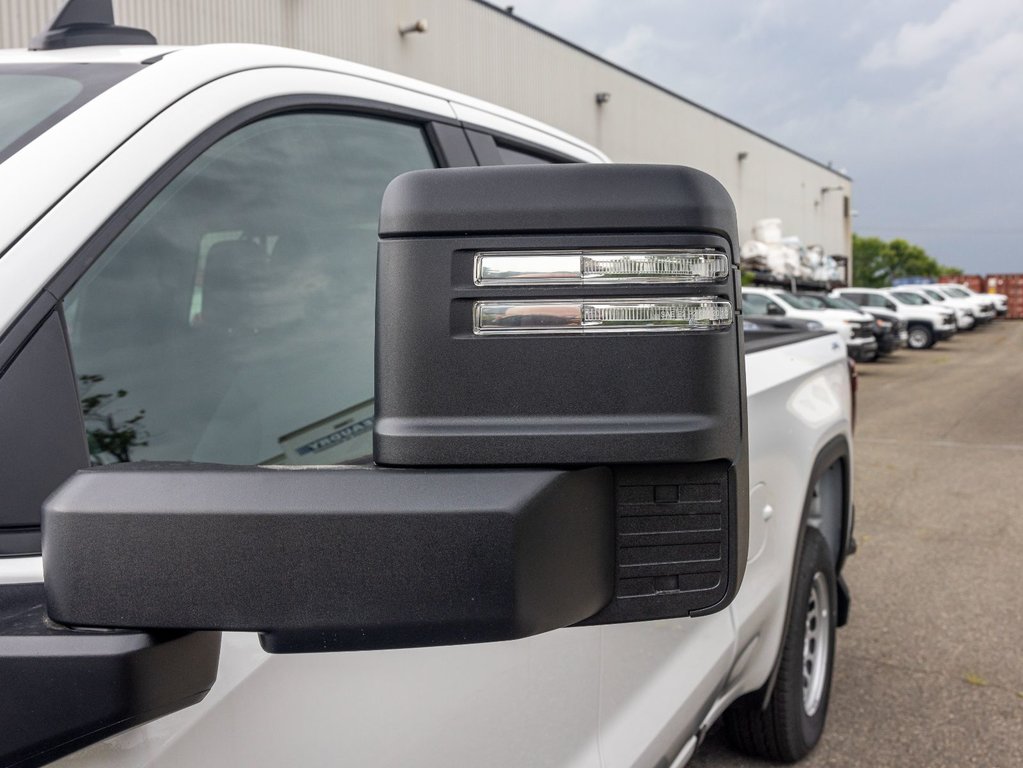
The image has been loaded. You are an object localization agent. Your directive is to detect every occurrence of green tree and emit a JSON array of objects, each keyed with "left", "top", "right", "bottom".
[{"left": 852, "top": 234, "right": 962, "bottom": 287}]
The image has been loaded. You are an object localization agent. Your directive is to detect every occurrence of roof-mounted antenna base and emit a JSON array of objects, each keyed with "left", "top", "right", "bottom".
[{"left": 29, "top": 0, "right": 157, "bottom": 50}]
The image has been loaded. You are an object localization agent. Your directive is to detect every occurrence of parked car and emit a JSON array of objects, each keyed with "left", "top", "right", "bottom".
[
  {"left": 894, "top": 285, "right": 978, "bottom": 330},
  {"left": 928, "top": 284, "right": 998, "bottom": 322},
  {"left": 0, "top": 5, "right": 856, "bottom": 767},
  {"left": 948, "top": 283, "right": 1008, "bottom": 316},
  {"left": 798, "top": 292, "right": 904, "bottom": 356},
  {"left": 742, "top": 286, "right": 878, "bottom": 361},
  {"left": 833, "top": 287, "right": 956, "bottom": 350}
]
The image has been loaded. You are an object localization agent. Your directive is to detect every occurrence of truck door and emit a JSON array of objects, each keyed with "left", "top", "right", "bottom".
[{"left": 0, "top": 68, "right": 602, "bottom": 768}]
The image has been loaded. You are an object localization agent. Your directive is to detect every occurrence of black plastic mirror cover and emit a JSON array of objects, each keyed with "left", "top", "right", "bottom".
[
  {"left": 42, "top": 463, "right": 613, "bottom": 653},
  {"left": 376, "top": 164, "right": 744, "bottom": 467},
  {"left": 0, "top": 583, "right": 219, "bottom": 768},
  {"left": 376, "top": 164, "right": 749, "bottom": 621}
]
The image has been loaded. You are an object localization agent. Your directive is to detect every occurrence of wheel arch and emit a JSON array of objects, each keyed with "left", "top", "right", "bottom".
[{"left": 754, "top": 433, "right": 852, "bottom": 710}]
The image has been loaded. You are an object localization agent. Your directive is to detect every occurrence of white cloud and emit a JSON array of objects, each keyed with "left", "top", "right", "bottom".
[
  {"left": 862, "top": 0, "right": 1023, "bottom": 70},
  {"left": 601, "top": 23, "right": 656, "bottom": 67},
  {"left": 911, "top": 30, "right": 1023, "bottom": 135}
]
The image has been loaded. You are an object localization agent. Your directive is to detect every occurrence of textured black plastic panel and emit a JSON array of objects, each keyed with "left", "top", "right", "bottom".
[
  {"left": 42, "top": 463, "right": 614, "bottom": 652},
  {"left": 379, "top": 163, "right": 739, "bottom": 257},
  {"left": 581, "top": 461, "right": 742, "bottom": 623},
  {"left": 0, "top": 310, "right": 89, "bottom": 550},
  {"left": 376, "top": 165, "right": 744, "bottom": 468},
  {"left": 0, "top": 583, "right": 219, "bottom": 768}
]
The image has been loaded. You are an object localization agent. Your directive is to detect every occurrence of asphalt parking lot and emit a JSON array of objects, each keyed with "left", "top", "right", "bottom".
[{"left": 693, "top": 319, "right": 1023, "bottom": 767}]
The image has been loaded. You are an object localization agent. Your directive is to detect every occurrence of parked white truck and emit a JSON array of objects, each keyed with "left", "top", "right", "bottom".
[
  {"left": 833, "top": 287, "right": 957, "bottom": 350},
  {"left": 741, "top": 286, "right": 878, "bottom": 362},
  {"left": 0, "top": 5, "right": 856, "bottom": 768}
]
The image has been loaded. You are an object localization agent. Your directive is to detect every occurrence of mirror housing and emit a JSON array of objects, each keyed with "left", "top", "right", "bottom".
[
  {"left": 43, "top": 464, "right": 613, "bottom": 653},
  {"left": 376, "top": 164, "right": 749, "bottom": 622},
  {"left": 42, "top": 164, "right": 748, "bottom": 650}
]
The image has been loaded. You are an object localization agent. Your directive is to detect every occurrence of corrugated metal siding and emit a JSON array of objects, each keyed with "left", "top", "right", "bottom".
[{"left": 2, "top": 0, "right": 852, "bottom": 257}]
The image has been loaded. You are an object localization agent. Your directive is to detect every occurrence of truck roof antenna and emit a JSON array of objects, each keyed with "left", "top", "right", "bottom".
[{"left": 29, "top": 0, "right": 157, "bottom": 50}]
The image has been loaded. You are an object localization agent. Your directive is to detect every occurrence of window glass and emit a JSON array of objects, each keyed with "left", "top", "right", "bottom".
[
  {"left": 863, "top": 293, "right": 889, "bottom": 308},
  {"left": 823, "top": 296, "right": 861, "bottom": 312},
  {"left": 891, "top": 292, "right": 928, "bottom": 305},
  {"left": 923, "top": 290, "right": 945, "bottom": 301},
  {"left": 64, "top": 112, "right": 436, "bottom": 466},
  {"left": 795, "top": 294, "right": 828, "bottom": 309},
  {"left": 0, "top": 75, "right": 81, "bottom": 153},
  {"left": 776, "top": 292, "right": 815, "bottom": 309},
  {"left": 742, "top": 293, "right": 771, "bottom": 315},
  {"left": 497, "top": 142, "right": 559, "bottom": 165},
  {"left": 0, "top": 64, "right": 139, "bottom": 166}
]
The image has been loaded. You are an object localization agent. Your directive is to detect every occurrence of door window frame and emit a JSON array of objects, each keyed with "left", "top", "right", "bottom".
[{"left": 46, "top": 95, "right": 469, "bottom": 300}]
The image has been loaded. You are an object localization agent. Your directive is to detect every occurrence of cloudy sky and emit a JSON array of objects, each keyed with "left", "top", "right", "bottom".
[{"left": 508, "top": 0, "right": 1023, "bottom": 274}]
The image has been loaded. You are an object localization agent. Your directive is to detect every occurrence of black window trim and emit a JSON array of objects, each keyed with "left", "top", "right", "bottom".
[
  {"left": 463, "top": 125, "right": 582, "bottom": 166},
  {"left": 47, "top": 94, "right": 469, "bottom": 300}
]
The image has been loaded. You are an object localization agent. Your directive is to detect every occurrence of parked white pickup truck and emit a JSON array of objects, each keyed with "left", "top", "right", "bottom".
[
  {"left": 0, "top": 6, "right": 855, "bottom": 768},
  {"left": 742, "top": 286, "right": 878, "bottom": 362},
  {"left": 833, "top": 287, "right": 957, "bottom": 350}
]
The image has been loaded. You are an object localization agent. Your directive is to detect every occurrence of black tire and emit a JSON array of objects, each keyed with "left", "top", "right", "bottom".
[
  {"left": 907, "top": 323, "right": 934, "bottom": 349},
  {"left": 723, "top": 528, "right": 837, "bottom": 763}
]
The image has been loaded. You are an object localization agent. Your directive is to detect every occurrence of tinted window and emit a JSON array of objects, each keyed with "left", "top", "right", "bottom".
[
  {"left": 862, "top": 293, "right": 893, "bottom": 309},
  {"left": 892, "top": 292, "right": 928, "bottom": 305},
  {"left": 64, "top": 112, "right": 436, "bottom": 466},
  {"left": 824, "top": 296, "right": 861, "bottom": 311},
  {"left": 0, "top": 64, "right": 139, "bottom": 165},
  {"left": 776, "top": 292, "right": 813, "bottom": 309},
  {"left": 742, "top": 293, "right": 782, "bottom": 315},
  {"left": 497, "top": 142, "right": 559, "bottom": 165},
  {"left": 798, "top": 295, "right": 828, "bottom": 308}
]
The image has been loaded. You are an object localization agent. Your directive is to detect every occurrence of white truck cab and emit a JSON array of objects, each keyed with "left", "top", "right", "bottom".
[
  {"left": 0, "top": 4, "right": 856, "bottom": 767},
  {"left": 930, "top": 284, "right": 998, "bottom": 322},
  {"left": 895, "top": 285, "right": 978, "bottom": 331},
  {"left": 951, "top": 283, "right": 1008, "bottom": 316},
  {"left": 742, "top": 286, "right": 878, "bottom": 361},
  {"left": 833, "top": 287, "right": 956, "bottom": 350}
]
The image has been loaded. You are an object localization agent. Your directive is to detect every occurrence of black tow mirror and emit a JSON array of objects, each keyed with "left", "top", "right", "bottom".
[
  {"left": 376, "top": 164, "right": 749, "bottom": 623},
  {"left": 42, "top": 164, "right": 748, "bottom": 654}
]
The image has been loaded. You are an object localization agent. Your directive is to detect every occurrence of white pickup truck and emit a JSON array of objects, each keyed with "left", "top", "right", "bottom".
[{"left": 0, "top": 7, "right": 855, "bottom": 768}]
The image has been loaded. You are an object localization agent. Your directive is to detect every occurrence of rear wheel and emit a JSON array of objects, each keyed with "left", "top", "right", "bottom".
[
  {"left": 907, "top": 323, "right": 933, "bottom": 349},
  {"left": 724, "top": 528, "right": 837, "bottom": 762}
]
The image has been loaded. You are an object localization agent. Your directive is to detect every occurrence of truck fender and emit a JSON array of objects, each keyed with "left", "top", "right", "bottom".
[{"left": 756, "top": 433, "right": 852, "bottom": 710}]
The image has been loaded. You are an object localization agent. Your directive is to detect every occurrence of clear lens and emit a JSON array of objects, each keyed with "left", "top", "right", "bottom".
[
  {"left": 475, "top": 249, "right": 729, "bottom": 286},
  {"left": 473, "top": 297, "right": 733, "bottom": 335}
]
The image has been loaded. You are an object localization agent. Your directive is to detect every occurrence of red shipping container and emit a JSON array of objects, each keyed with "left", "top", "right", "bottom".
[
  {"left": 980, "top": 274, "right": 1023, "bottom": 319},
  {"left": 939, "top": 274, "right": 984, "bottom": 293}
]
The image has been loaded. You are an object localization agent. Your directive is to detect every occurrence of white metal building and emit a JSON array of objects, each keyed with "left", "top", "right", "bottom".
[{"left": 2, "top": 0, "right": 853, "bottom": 261}]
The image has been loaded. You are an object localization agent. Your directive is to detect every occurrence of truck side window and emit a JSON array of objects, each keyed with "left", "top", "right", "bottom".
[
  {"left": 865, "top": 294, "right": 891, "bottom": 308},
  {"left": 496, "top": 142, "right": 560, "bottom": 165},
  {"left": 742, "top": 294, "right": 770, "bottom": 315},
  {"left": 63, "top": 112, "right": 436, "bottom": 466}
]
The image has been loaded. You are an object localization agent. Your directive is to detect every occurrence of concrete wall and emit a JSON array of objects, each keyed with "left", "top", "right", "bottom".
[{"left": 3, "top": 0, "right": 853, "bottom": 260}]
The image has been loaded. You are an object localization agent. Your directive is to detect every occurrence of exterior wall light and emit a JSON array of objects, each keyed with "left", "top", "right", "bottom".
[
  {"left": 595, "top": 92, "right": 611, "bottom": 105},
  {"left": 399, "top": 19, "right": 428, "bottom": 36}
]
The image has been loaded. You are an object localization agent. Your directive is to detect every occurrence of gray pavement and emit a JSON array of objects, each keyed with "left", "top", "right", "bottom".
[{"left": 692, "top": 320, "right": 1023, "bottom": 767}]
